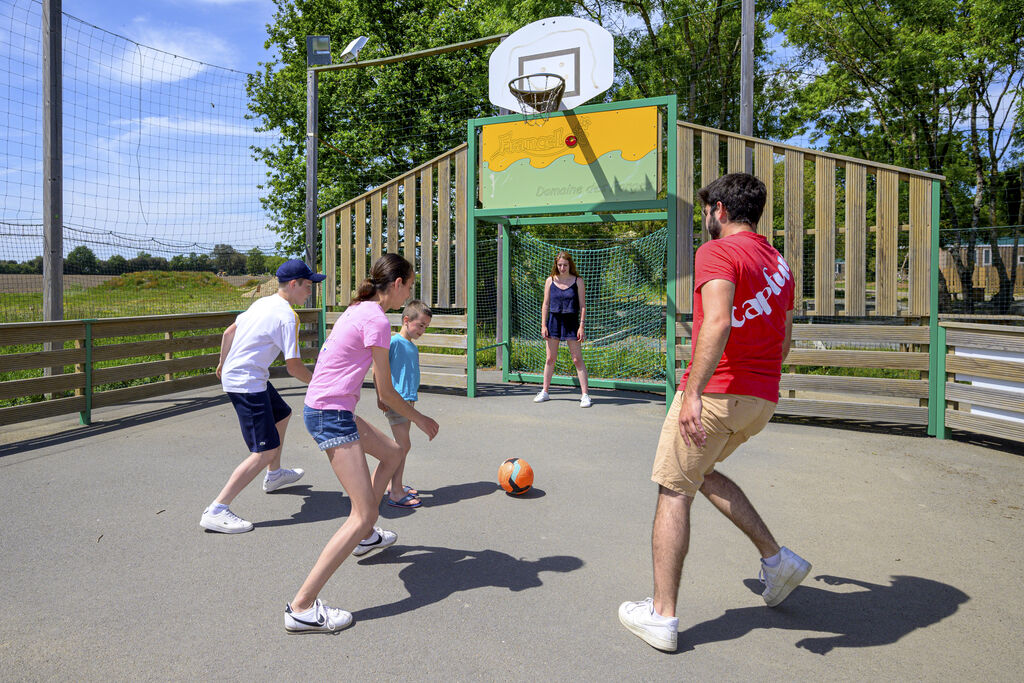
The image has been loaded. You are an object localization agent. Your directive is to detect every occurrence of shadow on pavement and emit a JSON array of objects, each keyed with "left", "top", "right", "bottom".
[
  {"left": 379, "top": 480, "right": 502, "bottom": 518},
  {"left": 677, "top": 574, "right": 969, "bottom": 655},
  {"left": 255, "top": 485, "right": 349, "bottom": 527},
  {"left": 350, "top": 545, "right": 584, "bottom": 620}
]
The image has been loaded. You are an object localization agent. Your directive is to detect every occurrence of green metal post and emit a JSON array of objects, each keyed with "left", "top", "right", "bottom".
[
  {"left": 665, "top": 96, "right": 678, "bottom": 404},
  {"left": 466, "top": 120, "right": 478, "bottom": 398},
  {"left": 501, "top": 221, "right": 511, "bottom": 384},
  {"left": 935, "top": 323, "right": 947, "bottom": 440},
  {"left": 78, "top": 319, "right": 93, "bottom": 425},
  {"left": 928, "top": 180, "right": 941, "bottom": 436}
]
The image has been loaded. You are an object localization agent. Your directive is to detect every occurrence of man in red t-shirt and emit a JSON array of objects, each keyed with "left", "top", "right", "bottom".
[{"left": 619, "top": 173, "right": 812, "bottom": 652}]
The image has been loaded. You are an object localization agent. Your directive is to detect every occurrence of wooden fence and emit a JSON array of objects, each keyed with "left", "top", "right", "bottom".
[
  {"left": 0, "top": 310, "right": 320, "bottom": 426},
  {"left": 672, "top": 121, "right": 943, "bottom": 318},
  {"left": 940, "top": 322, "right": 1024, "bottom": 442},
  {"left": 319, "top": 144, "right": 469, "bottom": 310}
]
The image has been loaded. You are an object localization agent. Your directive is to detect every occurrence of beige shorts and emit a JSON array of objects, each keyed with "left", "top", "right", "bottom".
[
  {"left": 652, "top": 392, "right": 776, "bottom": 497},
  {"left": 384, "top": 401, "right": 414, "bottom": 426}
]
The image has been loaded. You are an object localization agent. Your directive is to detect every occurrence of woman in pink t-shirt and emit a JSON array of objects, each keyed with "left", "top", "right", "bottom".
[{"left": 284, "top": 253, "right": 439, "bottom": 634}]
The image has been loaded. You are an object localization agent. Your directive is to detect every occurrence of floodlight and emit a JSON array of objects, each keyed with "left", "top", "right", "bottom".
[
  {"left": 340, "top": 36, "right": 368, "bottom": 63},
  {"left": 306, "top": 35, "right": 331, "bottom": 66}
]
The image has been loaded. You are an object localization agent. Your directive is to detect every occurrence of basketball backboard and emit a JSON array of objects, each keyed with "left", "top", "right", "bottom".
[{"left": 488, "top": 17, "right": 613, "bottom": 114}]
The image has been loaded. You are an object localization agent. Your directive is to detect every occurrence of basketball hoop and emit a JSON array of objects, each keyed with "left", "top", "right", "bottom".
[{"left": 508, "top": 73, "right": 565, "bottom": 120}]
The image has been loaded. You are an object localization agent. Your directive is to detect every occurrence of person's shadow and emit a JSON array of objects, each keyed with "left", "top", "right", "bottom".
[
  {"left": 678, "top": 574, "right": 969, "bottom": 654},
  {"left": 350, "top": 545, "right": 584, "bottom": 621},
  {"left": 253, "top": 485, "right": 349, "bottom": 527},
  {"left": 379, "top": 480, "right": 506, "bottom": 517}
]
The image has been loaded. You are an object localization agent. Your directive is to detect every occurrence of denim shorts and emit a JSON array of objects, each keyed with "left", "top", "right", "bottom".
[{"left": 303, "top": 405, "right": 360, "bottom": 450}]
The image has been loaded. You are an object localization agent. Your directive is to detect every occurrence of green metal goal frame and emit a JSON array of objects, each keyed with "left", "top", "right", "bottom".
[{"left": 466, "top": 95, "right": 679, "bottom": 399}]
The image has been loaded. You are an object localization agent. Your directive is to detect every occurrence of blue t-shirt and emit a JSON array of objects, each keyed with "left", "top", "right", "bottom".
[{"left": 389, "top": 333, "right": 420, "bottom": 401}]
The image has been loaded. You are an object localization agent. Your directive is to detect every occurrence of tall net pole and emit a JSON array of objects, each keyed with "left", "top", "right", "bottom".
[{"left": 42, "top": 0, "right": 62, "bottom": 323}]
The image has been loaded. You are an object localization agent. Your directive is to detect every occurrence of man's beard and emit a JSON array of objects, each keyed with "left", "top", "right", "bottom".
[{"left": 707, "top": 212, "right": 723, "bottom": 240}]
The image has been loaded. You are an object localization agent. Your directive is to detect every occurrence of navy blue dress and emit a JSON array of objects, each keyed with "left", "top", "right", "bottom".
[{"left": 547, "top": 277, "right": 581, "bottom": 340}]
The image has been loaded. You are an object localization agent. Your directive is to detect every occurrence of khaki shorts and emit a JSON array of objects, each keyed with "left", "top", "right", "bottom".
[
  {"left": 652, "top": 392, "right": 776, "bottom": 497},
  {"left": 384, "top": 401, "right": 414, "bottom": 426}
]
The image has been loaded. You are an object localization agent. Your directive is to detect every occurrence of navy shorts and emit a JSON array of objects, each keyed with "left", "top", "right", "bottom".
[
  {"left": 547, "top": 312, "right": 580, "bottom": 340},
  {"left": 226, "top": 383, "right": 292, "bottom": 453},
  {"left": 303, "top": 406, "right": 361, "bottom": 450}
]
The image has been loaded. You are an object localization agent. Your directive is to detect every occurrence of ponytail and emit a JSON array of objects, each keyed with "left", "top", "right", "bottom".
[{"left": 354, "top": 253, "right": 414, "bottom": 302}]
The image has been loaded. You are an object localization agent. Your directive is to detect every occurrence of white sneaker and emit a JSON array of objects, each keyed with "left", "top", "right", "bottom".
[
  {"left": 618, "top": 598, "right": 678, "bottom": 651},
  {"left": 352, "top": 527, "right": 397, "bottom": 556},
  {"left": 533, "top": 390, "right": 550, "bottom": 403},
  {"left": 284, "top": 598, "right": 353, "bottom": 634},
  {"left": 580, "top": 394, "right": 592, "bottom": 408},
  {"left": 199, "top": 506, "right": 253, "bottom": 534},
  {"left": 263, "top": 467, "right": 304, "bottom": 492},
  {"left": 760, "top": 546, "right": 812, "bottom": 607}
]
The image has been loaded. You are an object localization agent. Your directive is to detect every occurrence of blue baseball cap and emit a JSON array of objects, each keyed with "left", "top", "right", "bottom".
[{"left": 276, "top": 259, "right": 326, "bottom": 283}]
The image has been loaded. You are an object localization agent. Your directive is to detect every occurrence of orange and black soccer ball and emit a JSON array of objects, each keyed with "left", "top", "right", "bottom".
[{"left": 498, "top": 457, "right": 534, "bottom": 495}]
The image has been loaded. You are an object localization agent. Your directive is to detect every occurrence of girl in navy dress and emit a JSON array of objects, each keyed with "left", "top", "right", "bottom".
[{"left": 535, "top": 251, "right": 592, "bottom": 408}]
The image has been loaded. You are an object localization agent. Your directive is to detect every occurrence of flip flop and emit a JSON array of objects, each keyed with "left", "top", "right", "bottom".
[
  {"left": 386, "top": 492, "right": 422, "bottom": 508},
  {"left": 386, "top": 485, "right": 418, "bottom": 496}
]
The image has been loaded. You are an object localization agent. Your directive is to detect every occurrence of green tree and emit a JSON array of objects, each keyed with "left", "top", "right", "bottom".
[
  {"left": 65, "top": 246, "right": 99, "bottom": 275},
  {"left": 773, "top": 0, "right": 1024, "bottom": 312},
  {"left": 246, "top": 247, "right": 267, "bottom": 274},
  {"left": 104, "top": 254, "right": 128, "bottom": 274},
  {"left": 247, "top": 0, "right": 572, "bottom": 255}
]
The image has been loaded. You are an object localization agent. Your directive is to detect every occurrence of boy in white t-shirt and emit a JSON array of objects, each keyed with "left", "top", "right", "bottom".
[
  {"left": 379, "top": 300, "right": 432, "bottom": 508},
  {"left": 199, "top": 259, "right": 324, "bottom": 534}
]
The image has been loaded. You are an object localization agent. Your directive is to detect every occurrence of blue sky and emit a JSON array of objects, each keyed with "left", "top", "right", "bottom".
[{"left": 65, "top": 0, "right": 279, "bottom": 74}]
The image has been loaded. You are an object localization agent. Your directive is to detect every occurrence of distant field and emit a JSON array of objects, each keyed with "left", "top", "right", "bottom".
[{"left": 0, "top": 271, "right": 268, "bottom": 323}]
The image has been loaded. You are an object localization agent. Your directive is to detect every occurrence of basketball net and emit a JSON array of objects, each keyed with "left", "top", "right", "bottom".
[{"left": 508, "top": 73, "right": 565, "bottom": 126}]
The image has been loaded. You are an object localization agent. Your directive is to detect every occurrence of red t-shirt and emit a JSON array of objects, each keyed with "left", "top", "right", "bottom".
[{"left": 680, "top": 231, "right": 795, "bottom": 402}]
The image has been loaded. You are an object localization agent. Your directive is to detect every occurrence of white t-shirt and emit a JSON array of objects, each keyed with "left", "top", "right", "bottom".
[{"left": 221, "top": 293, "right": 301, "bottom": 393}]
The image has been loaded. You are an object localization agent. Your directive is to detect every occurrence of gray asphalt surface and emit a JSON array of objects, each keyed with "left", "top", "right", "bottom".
[{"left": 2, "top": 375, "right": 1022, "bottom": 681}]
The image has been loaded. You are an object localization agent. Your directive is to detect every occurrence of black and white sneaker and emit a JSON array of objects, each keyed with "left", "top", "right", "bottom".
[
  {"left": 351, "top": 527, "right": 397, "bottom": 556},
  {"left": 284, "top": 599, "right": 352, "bottom": 634}
]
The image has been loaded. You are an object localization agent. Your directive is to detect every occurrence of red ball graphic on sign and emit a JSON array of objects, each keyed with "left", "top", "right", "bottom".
[{"left": 565, "top": 135, "right": 577, "bottom": 147}]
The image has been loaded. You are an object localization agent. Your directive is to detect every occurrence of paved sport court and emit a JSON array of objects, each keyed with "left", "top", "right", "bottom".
[{"left": 2, "top": 376, "right": 1021, "bottom": 680}]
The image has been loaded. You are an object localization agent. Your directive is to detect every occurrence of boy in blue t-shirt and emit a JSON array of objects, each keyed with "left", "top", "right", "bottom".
[{"left": 380, "top": 300, "right": 432, "bottom": 508}]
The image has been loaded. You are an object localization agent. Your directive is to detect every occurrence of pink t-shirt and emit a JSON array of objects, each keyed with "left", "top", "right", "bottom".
[{"left": 305, "top": 301, "right": 392, "bottom": 412}]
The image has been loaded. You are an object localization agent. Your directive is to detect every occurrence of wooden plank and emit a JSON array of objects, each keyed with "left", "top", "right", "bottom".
[
  {"left": 418, "top": 352, "right": 470, "bottom": 369},
  {"left": 754, "top": 142, "right": 774, "bottom": 239},
  {"left": 727, "top": 136, "right": 745, "bottom": 173},
  {"left": 411, "top": 333, "right": 467, "bottom": 350},
  {"left": 676, "top": 321, "right": 929, "bottom": 344},
  {"left": 404, "top": 175, "right": 417, "bottom": 277},
  {"left": 437, "top": 156, "right": 452, "bottom": 307},
  {"left": 814, "top": 157, "right": 836, "bottom": 315},
  {"left": 675, "top": 344, "right": 929, "bottom": 370},
  {"left": 700, "top": 131, "right": 719, "bottom": 243},
  {"left": 784, "top": 150, "right": 804, "bottom": 314},
  {"left": 90, "top": 312, "right": 238, "bottom": 338},
  {"left": 324, "top": 210, "right": 337, "bottom": 307},
  {"left": 0, "top": 320, "right": 86, "bottom": 346},
  {"left": 371, "top": 190, "right": 383, "bottom": 265},
  {"left": 945, "top": 382, "right": 1024, "bottom": 413},
  {"left": 845, "top": 163, "right": 867, "bottom": 316},
  {"left": 355, "top": 199, "right": 367, "bottom": 291},
  {"left": 945, "top": 409, "right": 1024, "bottom": 443},
  {"left": 946, "top": 329, "right": 1024, "bottom": 354},
  {"left": 387, "top": 183, "right": 399, "bottom": 253},
  {"left": 776, "top": 398, "right": 928, "bottom": 425},
  {"left": 0, "top": 395, "right": 86, "bottom": 427},
  {"left": 780, "top": 373, "right": 929, "bottom": 398},
  {"left": 92, "top": 353, "right": 220, "bottom": 386},
  {"left": 454, "top": 146, "right": 468, "bottom": 307},
  {"left": 420, "top": 166, "right": 434, "bottom": 306},
  {"left": 909, "top": 176, "right": 930, "bottom": 316},
  {"left": 946, "top": 355, "right": 1024, "bottom": 383},
  {"left": 875, "top": 169, "right": 899, "bottom": 315},
  {"left": 942, "top": 321, "right": 1024, "bottom": 334},
  {"left": 340, "top": 205, "right": 352, "bottom": 305},
  {"left": 3, "top": 347, "right": 85, "bottom": 372},
  {"left": 91, "top": 373, "right": 222, "bottom": 409},
  {"left": 0, "top": 372, "right": 86, "bottom": 401},
  {"left": 677, "top": 126, "right": 694, "bottom": 314},
  {"left": 420, "top": 371, "right": 468, "bottom": 389}
]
